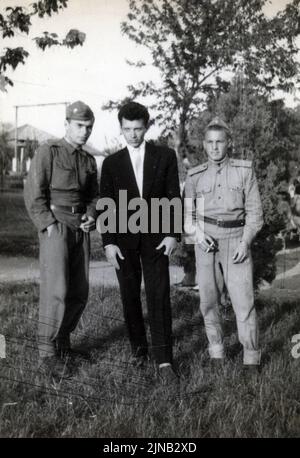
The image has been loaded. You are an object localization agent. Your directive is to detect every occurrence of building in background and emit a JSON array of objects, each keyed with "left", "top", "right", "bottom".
[
  {"left": 7, "top": 124, "right": 105, "bottom": 176},
  {"left": 7, "top": 124, "right": 56, "bottom": 174}
]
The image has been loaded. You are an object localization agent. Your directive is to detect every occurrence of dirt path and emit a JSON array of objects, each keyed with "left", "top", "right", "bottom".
[
  {"left": 0, "top": 256, "right": 185, "bottom": 286},
  {"left": 1, "top": 247, "right": 300, "bottom": 290}
]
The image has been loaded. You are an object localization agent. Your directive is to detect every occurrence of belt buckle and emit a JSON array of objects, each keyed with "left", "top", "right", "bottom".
[
  {"left": 216, "top": 217, "right": 224, "bottom": 227},
  {"left": 71, "top": 206, "right": 75, "bottom": 214}
]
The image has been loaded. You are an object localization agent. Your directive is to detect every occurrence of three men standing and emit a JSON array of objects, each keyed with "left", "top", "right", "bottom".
[
  {"left": 24, "top": 101, "right": 98, "bottom": 377},
  {"left": 99, "top": 102, "right": 181, "bottom": 384},
  {"left": 184, "top": 117, "right": 263, "bottom": 370},
  {"left": 25, "top": 101, "right": 263, "bottom": 379}
]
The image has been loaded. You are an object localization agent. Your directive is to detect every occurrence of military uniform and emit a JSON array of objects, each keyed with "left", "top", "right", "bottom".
[
  {"left": 24, "top": 102, "right": 98, "bottom": 358},
  {"left": 184, "top": 121, "right": 263, "bottom": 365}
]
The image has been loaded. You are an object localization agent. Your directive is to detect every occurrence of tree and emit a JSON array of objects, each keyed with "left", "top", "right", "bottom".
[
  {"left": 286, "top": 104, "right": 300, "bottom": 164},
  {"left": 0, "top": 123, "right": 14, "bottom": 188},
  {"left": 0, "top": 0, "right": 86, "bottom": 91},
  {"left": 103, "top": 0, "right": 300, "bottom": 287},
  {"left": 105, "top": 0, "right": 300, "bottom": 174}
]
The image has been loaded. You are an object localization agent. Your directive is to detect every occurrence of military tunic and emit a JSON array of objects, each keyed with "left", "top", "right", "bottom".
[
  {"left": 24, "top": 138, "right": 99, "bottom": 358},
  {"left": 184, "top": 156, "right": 264, "bottom": 365},
  {"left": 25, "top": 138, "right": 98, "bottom": 231},
  {"left": 184, "top": 156, "right": 263, "bottom": 244}
]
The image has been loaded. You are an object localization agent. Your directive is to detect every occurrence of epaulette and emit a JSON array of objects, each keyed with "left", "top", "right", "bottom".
[
  {"left": 45, "top": 139, "right": 60, "bottom": 147},
  {"left": 229, "top": 158, "right": 252, "bottom": 168},
  {"left": 187, "top": 162, "right": 208, "bottom": 176}
]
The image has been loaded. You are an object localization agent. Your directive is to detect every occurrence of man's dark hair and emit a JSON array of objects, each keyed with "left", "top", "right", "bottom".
[{"left": 118, "top": 101, "right": 150, "bottom": 126}]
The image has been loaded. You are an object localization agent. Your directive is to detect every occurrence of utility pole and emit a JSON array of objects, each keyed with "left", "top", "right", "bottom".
[{"left": 14, "top": 101, "right": 69, "bottom": 173}]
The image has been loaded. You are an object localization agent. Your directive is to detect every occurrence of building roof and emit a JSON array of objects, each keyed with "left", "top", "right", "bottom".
[
  {"left": 7, "top": 124, "right": 57, "bottom": 143},
  {"left": 7, "top": 123, "right": 104, "bottom": 156}
]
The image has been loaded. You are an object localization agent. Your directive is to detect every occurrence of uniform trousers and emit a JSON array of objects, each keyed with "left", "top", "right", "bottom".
[
  {"left": 38, "top": 222, "right": 90, "bottom": 358},
  {"left": 195, "top": 235, "right": 261, "bottom": 365}
]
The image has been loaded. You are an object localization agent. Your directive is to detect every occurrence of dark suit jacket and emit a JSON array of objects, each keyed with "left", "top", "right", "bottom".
[{"left": 99, "top": 142, "right": 181, "bottom": 249}]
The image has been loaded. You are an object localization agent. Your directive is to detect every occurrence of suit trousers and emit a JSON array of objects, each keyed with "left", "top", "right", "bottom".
[
  {"left": 115, "top": 237, "right": 173, "bottom": 364},
  {"left": 195, "top": 235, "right": 261, "bottom": 365},
  {"left": 38, "top": 222, "right": 90, "bottom": 358}
]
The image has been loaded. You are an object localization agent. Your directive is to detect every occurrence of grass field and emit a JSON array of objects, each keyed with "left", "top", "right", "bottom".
[
  {"left": 0, "top": 281, "right": 299, "bottom": 438},
  {"left": 0, "top": 190, "right": 300, "bottom": 437}
]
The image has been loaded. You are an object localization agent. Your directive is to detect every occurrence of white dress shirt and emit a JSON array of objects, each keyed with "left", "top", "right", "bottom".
[
  {"left": 127, "top": 141, "right": 146, "bottom": 197},
  {"left": 104, "top": 141, "right": 145, "bottom": 250}
]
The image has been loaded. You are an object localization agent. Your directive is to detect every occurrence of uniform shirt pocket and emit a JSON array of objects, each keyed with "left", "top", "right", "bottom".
[
  {"left": 51, "top": 159, "right": 77, "bottom": 191},
  {"left": 196, "top": 185, "right": 213, "bottom": 211},
  {"left": 227, "top": 183, "right": 244, "bottom": 209},
  {"left": 196, "top": 185, "right": 212, "bottom": 196}
]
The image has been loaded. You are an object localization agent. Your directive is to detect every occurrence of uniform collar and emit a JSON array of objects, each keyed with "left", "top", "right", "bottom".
[
  {"left": 63, "top": 137, "right": 81, "bottom": 154},
  {"left": 208, "top": 155, "right": 229, "bottom": 170}
]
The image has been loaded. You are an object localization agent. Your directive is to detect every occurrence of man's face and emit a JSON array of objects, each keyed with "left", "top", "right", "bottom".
[
  {"left": 203, "top": 128, "right": 229, "bottom": 162},
  {"left": 65, "top": 119, "right": 94, "bottom": 147},
  {"left": 120, "top": 118, "right": 148, "bottom": 148}
]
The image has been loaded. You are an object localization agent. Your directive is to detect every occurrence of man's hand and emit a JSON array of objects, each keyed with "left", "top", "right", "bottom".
[
  {"left": 199, "top": 234, "right": 217, "bottom": 253},
  {"left": 105, "top": 244, "right": 124, "bottom": 270},
  {"left": 47, "top": 223, "right": 56, "bottom": 237},
  {"left": 156, "top": 237, "right": 177, "bottom": 256},
  {"left": 80, "top": 215, "right": 96, "bottom": 233},
  {"left": 232, "top": 241, "right": 249, "bottom": 263}
]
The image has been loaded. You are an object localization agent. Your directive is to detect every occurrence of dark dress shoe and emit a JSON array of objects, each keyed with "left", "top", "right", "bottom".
[{"left": 158, "top": 365, "right": 180, "bottom": 386}]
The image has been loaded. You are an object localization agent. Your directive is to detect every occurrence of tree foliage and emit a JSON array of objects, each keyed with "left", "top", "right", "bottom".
[
  {"left": 0, "top": 0, "right": 85, "bottom": 91},
  {"left": 0, "top": 123, "right": 14, "bottom": 186},
  {"left": 107, "top": 0, "right": 300, "bottom": 167},
  {"left": 106, "top": 0, "right": 300, "bottom": 287}
]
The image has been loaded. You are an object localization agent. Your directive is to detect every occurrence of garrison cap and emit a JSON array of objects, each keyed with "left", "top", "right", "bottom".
[
  {"left": 205, "top": 116, "right": 231, "bottom": 136},
  {"left": 66, "top": 101, "right": 95, "bottom": 122}
]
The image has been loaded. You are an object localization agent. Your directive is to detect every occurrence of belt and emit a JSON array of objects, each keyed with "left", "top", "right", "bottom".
[
  {"left": 50, "top": 204, "right": 86, "bottom": 214},
  {"left": 199, "top": 215, "right": 245, "bottom": 228}
]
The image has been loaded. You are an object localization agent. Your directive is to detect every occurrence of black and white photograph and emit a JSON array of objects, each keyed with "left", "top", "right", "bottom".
[{"left": 0, "top": 0, "right": 299, "bottom": 441}]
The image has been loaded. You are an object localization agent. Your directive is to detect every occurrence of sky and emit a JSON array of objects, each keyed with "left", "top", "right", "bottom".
[{"left": 0, "top": 0, "right": 299, "bottom": 151}]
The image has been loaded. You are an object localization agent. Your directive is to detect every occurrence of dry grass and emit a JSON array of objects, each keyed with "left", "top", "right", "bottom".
[{"left": 0, "top": 281, "right": 299, "bottom": 438}]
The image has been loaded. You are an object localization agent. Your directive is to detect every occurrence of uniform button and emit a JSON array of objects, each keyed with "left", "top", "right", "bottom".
[
  {"left": 218, "top": 184, "right": 221, "bottom": 187},
  {"left": 218, "top": 196, "right": 221, "bottom": 199}
]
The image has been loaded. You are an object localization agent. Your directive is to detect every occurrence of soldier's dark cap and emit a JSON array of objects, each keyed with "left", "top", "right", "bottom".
[
  {"left": 66, "top": 101, "right": 95, "bottom": 122},
  {"left": 204, "top": 117, "right": 231, "bottom": 136}
]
